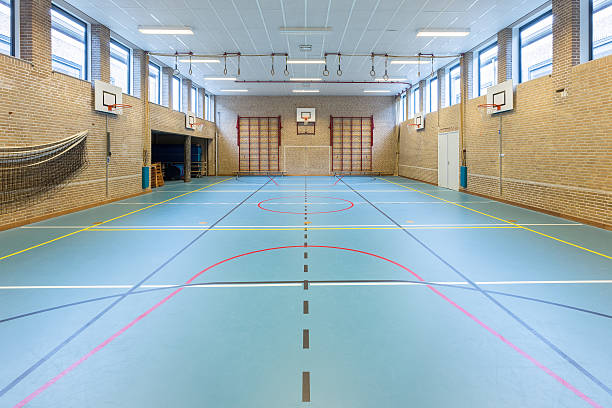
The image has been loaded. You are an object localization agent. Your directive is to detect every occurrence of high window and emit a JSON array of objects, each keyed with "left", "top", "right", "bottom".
[
  {"left": 399, "top": 93, "right": 406, "bottom": 123},
  {"left": 205, "top": 93, "right": 214, "bottom": 121},
  {"left": 519, "top": 12, "right": 553, "bottom": 83},
  {"left": 0, "top": 0, "right": 14, "bottom": 56},
  {"left": 428, "top": 77, "right": 438, "bottom": 113},
  {"left": 191, "top": 86, "right": 198, "bottom": 115},
  {"left": 148, "top": 63, "right": 160, "bottom": 104},
  {"left": 592, "top": 0, "right": 612, "bottom": 59},
  {"left": 412, "top": 87, "right": 420, "bottom": 116},
  {"left": 110, "top": 40, "right": 130, "bottom": 94},
  {"left": 172, "top": 76, "right": 181, "bottom": 111},
  {"left": 448, "top": 64, "right": 461, "bottom": 106},
  {"left": 478, "top": 43, "right": 498, "bottom": 96},
  {"left": 51, "top": 6, "right": 88, "bottom": 80}
]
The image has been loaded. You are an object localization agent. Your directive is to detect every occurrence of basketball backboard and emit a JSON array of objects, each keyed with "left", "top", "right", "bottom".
[
  {"left": 185, "top": 111, "right": 196, "bottom": 129},
  {"left": 414, "top": 113, "right": 425, "bottom": 130},
  {"left": 94, "top": 80, "right": 123, "bottom": 115},
  {"left": 297, "top": 108, "right": 316, "bottom": 123},
  {"left": 486, "top": 79, "right": 514, "bottom": 114}
]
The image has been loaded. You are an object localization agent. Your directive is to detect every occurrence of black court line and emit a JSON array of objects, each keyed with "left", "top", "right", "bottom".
[
  {"left": 340, "top": 178, "right": 612, "bottom": 397},
  {"left": 2, "top": 279, "right": 610, "bottom": 325},
  {"left": 0, "top": 178, "right": 271, "bottom": 398}
]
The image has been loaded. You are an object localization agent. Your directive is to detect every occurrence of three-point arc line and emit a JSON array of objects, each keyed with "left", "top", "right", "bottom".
[{"left": 12, "top": 245, "right": 603, "bottom": 408}]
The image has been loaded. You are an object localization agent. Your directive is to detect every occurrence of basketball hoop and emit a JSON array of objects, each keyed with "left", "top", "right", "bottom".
[
  {"left": 107, "top": 103, "right": 132, "bottom": 112},
  {"left": 301, "top": 115, "right": 310, "bottom": 124},
  {"left": 477, "top": 103, "right": 501, "bottom": 120},
  {"left": 406, "top": 123, "right": 420, "bottom": 128},
  {"left": 189, "top": 122, "right": 205, "bottom": 131}
]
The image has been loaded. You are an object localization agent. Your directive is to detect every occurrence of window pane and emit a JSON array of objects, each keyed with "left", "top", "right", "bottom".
[
  {"left": 479, "top": 44, "right": 498, "bottom": 95},
  {"left": 429, "top": 78, "right": 438, "bottom": 112},
  {"left": 172, "top": 76, "right": 181, "bottom": 111},
  {"left": 148, "top": 63, "right": 160, "bottom": 104},
  {"left": 51, "top": 7, "right": 87, "bottom": 80},
  {"left": 191, "top": 87, "right": 198, "bottom": 114},
  {"left": 593, "top": 0, "right": 612, "bottom": 59},
  {"left": 0, "top": 0, "right": 12, "bottom": 55},
  {"left": 110, "top": 41, "right": 130, "bottom": 94},
  {"left": 449, "top": 65, "right": 461, "bottom": 106},
  {"left": 520, "top": 14, "right": 553, "bottom": 82}
]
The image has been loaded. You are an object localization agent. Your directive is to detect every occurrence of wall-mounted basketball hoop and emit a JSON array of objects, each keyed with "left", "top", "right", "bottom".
[{"left": 297, "top": 108, "right": 316, "bottom": 135}]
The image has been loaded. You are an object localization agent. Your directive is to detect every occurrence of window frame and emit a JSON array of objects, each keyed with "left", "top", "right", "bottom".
[
  {"left": 518, "top": 10, "right": 553, "bottom": 84},
  {"left": 172, "top": 75, "right": 181, "bottom": 111},
  {"left": 590, "top": 0, "right": 612, "bottom": 60},
  {"left": 428, "top": 76, "right": 438, "bottom": 113},
  {"left": 50, "top": 4, "right": 89, "bottom": 80},
  {"left": 448, "top": 63, "right": 461, "bottom": 106},
  {"left": 477, "top": 42, "right": 498, "bottom": 96},
  {"left": 399, "top": 93, "right": 406, "bottom": 122},
  {"left": 0, "top": 0, "right": 15, "bottom": 56},
  {"left": 191, "top": 86, "right": 198, "bottom": 115},
  {"left": 109, "top": 38, "right": 131, "bottom": 95},
  {"left": 148, "top": 62, "right": 161, "bottom": 104}
]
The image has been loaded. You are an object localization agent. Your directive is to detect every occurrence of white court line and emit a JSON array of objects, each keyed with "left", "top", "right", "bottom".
[
  {"left": 1, "top": 280, "right": 610, "bottom": 290},
  {"left": 20, "top": 223, "right": 582, "bottom": 229},
  {"left": 109, "top": 200, "right": 499, "bottom": 205},
  {"left": 151, "top": 190, "right": 448, "bottom": 193}
]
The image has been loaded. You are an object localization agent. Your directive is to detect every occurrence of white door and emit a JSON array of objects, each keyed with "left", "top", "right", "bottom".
[
  {"left": 438, "top": 133, "right": 447, "bottom": 187},
  {"left": 437, "top": 131, "right": 459, "bottom": 191},
  {"left": 446, "top": 131, "right": 460, "bottom": 191}
]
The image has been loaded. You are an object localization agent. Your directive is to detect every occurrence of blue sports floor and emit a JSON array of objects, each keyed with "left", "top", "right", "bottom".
[{"left": 0, "top": 175, "right": 611, "bottom": 408}]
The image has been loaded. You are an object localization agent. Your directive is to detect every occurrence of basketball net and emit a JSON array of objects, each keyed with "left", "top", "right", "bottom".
[{"left": 477, "top": 104, "right": 501, "bottom": 121}]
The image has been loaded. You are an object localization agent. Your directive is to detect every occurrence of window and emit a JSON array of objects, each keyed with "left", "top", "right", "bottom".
[
  {"left": 428, "top": 77, "right": 438, "bottom": 113},
  {"left": 399, "top": 93, "right": 406, "bottom": 122},
  {"left": 592, "top": 0, "right": 612, "bottom": 59},
  {"left": 51, "top": 6, "right": 88, "bottom": 80},
  {"left": 191, "top": 86, "right": 198, "bottom": 115},
  {"left": 110, "top": 40, "right": 130, "bottom": 94},
  {"left": 0, "top": 0, "right": 14, "bottom": 56},
  {"left": 172, "top": 76, "right": 181, "bottom": 111},
  {"left": 448, "top": 64, "right": 461, "bottom": 106},
  {"left": 411, "top": 87, "right": 420, "bottom": 116},
  {"left": 205, "top": 92, "right": 215, "bottom": 121},
  {"left": 478, "top": 43, "right": 498, "bottom": 96},
  {"left": 519, "top": 12, "right": 553, "bottom": 83},
  {"left": 148, "top": 63, "right": 160, "bottom": 104}
]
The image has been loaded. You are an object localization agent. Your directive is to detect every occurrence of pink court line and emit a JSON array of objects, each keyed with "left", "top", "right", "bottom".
[
  {"left": 14, "top": 246, "right": 603, "bottom": 408},
  {"left": 333, "top": 176, "right": 344, "bottom": 186},
  {"left": 268, "top": 176, "right": 279, "bottom": 186}
]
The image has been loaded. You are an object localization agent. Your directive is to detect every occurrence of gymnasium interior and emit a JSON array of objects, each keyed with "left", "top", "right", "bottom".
[{"left": 0, "top": 0, "right": 611, "bottom": 407}]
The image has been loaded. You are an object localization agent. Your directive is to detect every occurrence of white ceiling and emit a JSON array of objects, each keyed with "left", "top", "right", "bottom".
[{"left": 65, "top": 0, "right": 548, "bottom": 95}]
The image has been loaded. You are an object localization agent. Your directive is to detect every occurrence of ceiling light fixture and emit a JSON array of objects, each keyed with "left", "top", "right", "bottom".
[
  {"left": 179, "top": 58, "right": 220, "bottom": 63},
  {"left": 219, "top": 89, "right": 248, "bottom": 92},
  {"left": 293, "top": 89, "right": 320, "bottom": 93},
  {"left": 290, "top": 78, "right": 322, "bottom": 81},
  {"left": 205, "top": 77, "right": 237, "bottom": 81},
  {"left": 286, "top": 59, "right": 326, "bottom": 64},
  {"left": 364, "top": 90, "right": 391, "bottom": 93},
  {"left": 279, "top": 27, "right": 332, "bottom": 34},
  {"left": 416, "top": 28, "right": 470, "bottom": 37},
  {"left": 138, "top": 26, "right": 194, "bottom": 35}
]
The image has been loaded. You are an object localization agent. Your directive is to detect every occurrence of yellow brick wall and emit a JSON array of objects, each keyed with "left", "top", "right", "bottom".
[
  {"left": 398, "top": 54, "right": 612, "bottom": 227},
  {"left": 215, "top": 96, "right": 396, "bottom": 175}
]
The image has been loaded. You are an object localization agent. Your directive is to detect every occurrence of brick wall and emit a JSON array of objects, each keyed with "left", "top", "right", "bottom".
[
  {"left": 215, "top": 96, "right": 396, "bottom": 175},
  {"left": 398, "top": 54, "right": 612, "bottom": 227}
]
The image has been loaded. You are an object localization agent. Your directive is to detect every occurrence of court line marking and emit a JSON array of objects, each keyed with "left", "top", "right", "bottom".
[
  {"left": 0, "top": 178, "right": 234, "bottom": 261},
  {"left": 108, "top": 200, "right": 499, "bottom": 205},
  {"left": 0, "top": 179, "right": 271, "bottom": 401},
  {"left": 11, "top": 246, "right": 603, "bottom": 408},
  {"left": 344, "top": 178, "right": 611, "bottom": 399},
  {"left": 2, "top": 280, "right": 610, "bottom": 290},
  {"left": 85, "top": 226, "right": 523, "bottom": 231},
  {"left": 379, "top": 177, "right": 612, "bottom": 260}
]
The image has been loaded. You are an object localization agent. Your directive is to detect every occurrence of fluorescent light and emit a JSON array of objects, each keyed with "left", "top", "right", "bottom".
[
  {"left": 179, "top": 58, "right": 220, "bottom": 63},
  {"left": 219, "top": 89, "right": 248, "bottom": 92},
  {"left": 364, "top": 90, "right": 391, "bottom": 93},
  {"left": 293, "top": 89, "right": 320, "bottom": 93},
  {"left": 390, "top": 59, "right": 426, "bottom": 65},
  {"left": 290, "top": 78, "right": 322, "bottom": 81},
  {"left": 375, "top": 78, "right": 408, "bottom": 81},
  {"left": 286, "top": 59, "right": 326, "bottom": 64},
  {"left": 417, "top": 28, "right": 470, "bottom": 37},
  {"left": 280, "top": 27, "right": 332, "bottom": 34},
  {"left": 138, "top": 26, "right": 193, "bottom": 35},
  {"left": 205, "top": 77, "right": 237, "bottom": 81}
]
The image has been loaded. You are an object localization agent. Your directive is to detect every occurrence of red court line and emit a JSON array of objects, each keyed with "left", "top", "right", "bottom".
[
  {"left": 14, "top": 246, "right": 602, "bottom": 408},
  {"left": 333, "top": 176, "right": 344, "bottom": 186},
  {"left": 257, "top": 196, "right": 354, "bottom": 214},
  {"left": 267, "top": 176, "right": 279, "bottom": 186}
]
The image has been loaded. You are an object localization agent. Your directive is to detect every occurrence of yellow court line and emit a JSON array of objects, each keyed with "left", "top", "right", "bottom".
[
  {"left": 378, "top": 177, "right": 612, "bottom": 260},
  {"left": 88, "top": 226, "right": 521, "bottom": 232},
  {"left": 0, "top": 178, "right": 233, "bottom": 261}
]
